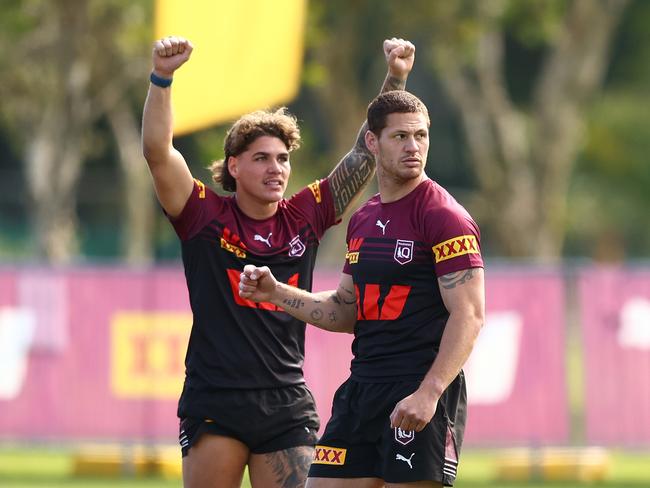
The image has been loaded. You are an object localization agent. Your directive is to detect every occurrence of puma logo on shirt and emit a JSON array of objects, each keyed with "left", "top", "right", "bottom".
[
  {"left": 254, "top": 233, "right": 272, "bottom": 247},
  {"left": 376, "top": 219, "right": 390, "bottom": 235}
]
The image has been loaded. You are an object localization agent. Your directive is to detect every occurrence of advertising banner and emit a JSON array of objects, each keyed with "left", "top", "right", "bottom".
[
  {"left": 0, "top": 267, "right": 569, "bottom": 446},
  {"left": 579, "top": 268, "right": 650, "bottom": 446}
]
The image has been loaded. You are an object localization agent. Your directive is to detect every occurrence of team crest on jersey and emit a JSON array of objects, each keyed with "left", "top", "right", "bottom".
[
  {"left": 313, "top": 445, "right": 347, "bottom": 465},
  {"left": 395, "top": 427, "right": 415, "bottom": 445},
  {"left": 288, "top": 235, "right": 306, "bottom": 257},
  {"left": 394, "top": 240, "right": 414, "bottom": 265}
]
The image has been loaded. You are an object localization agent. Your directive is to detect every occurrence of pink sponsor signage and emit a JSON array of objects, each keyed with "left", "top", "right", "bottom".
[
  {"left": 0, "top": 267, "right": 569, "bottom": 446},
  {"left": 579, "top": 268, "right": 650, "bottom": 446},
  {"left": 0, "top": 268, "right": 187, "bottom": 441},
  {"left": 463, "top": 269, "right": 568, "bottom": 445},
  {"left": 306, "top": 269, "right": 570, "bottom": 446}
]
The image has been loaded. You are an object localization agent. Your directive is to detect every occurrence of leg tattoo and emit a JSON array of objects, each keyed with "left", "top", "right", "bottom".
[{"left": 264, "top": 445, "right": 314, "bottom": 488}]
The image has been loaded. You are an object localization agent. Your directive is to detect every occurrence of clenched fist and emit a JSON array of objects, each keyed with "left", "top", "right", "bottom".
[{"left": 152, "top": 36, "right": 194, "bottom": 79}]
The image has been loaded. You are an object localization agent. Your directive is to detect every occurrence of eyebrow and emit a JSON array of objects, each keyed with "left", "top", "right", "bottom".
[
  {"left": 389, "top": 128, "right": 428, "bottom": 136},
  {"left": 251, "top": 151, "right": 289, "bottom": 157}
]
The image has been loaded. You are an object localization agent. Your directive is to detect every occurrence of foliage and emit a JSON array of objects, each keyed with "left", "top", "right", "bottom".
[{"left": 0, "top": 0, "right": 649, "bottom": 261}]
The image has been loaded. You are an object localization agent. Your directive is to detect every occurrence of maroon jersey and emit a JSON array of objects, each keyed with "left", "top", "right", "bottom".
[
  {"left": 343, "top": 178, "right": 483, "bottom": 382},
  {"left": 168, "top": 178, "right": 337, "bottom": 417}
]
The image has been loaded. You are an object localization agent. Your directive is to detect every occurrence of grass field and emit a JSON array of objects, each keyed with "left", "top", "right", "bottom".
[{"left": 1, "top": 445, "right": 650, "bottom": 488}]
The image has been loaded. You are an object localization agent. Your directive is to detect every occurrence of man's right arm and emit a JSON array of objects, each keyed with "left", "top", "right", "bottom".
[
  {"left": 239, "top": 265, "right": 358, "bottom": 333},
  {"left": 141, "top": 36, "right": 195, "bottom": 218},
  {"left": 327, "top": 38, "right": 415, "bottom": 219}
]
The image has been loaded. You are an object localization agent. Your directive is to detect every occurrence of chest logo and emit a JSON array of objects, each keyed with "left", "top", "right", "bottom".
[
  {"left": 288, "top": 235, "right": 306, "bottom": 257},
  {"left": 394, "top": 240, "right": 414, "bottom": 265},
  {"left": 254, "top": 232, "right": 272, "bottom": 248},
  {"left": 395, "top": 428, "right": 415, "bottom": 446},
  {"left": 376, "top": 219, "right": 390, "bottom": 235},
  {"left": 346, "top": 238, "right": 363, "bottom": 264}
]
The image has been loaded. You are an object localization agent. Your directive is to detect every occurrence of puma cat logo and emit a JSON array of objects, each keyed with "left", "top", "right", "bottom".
[
  {"left": 396, "top": 453, "right": 414, "bottom": 469},
  {"left": 376, "top": 219, "right": 390, "bottom": 235},
  {"left": 254, "top": 233, "right": 272, "bottom": 247}
]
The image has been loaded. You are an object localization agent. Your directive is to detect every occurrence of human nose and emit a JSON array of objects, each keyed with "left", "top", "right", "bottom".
[
  {"left": 404, "top": 136, "right": 419, "bottom": 152},
  {"left": 267, "top": 158, "right": 283, "bottom": 173}
]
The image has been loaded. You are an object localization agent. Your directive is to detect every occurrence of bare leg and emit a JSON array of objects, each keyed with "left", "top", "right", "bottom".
[
  {"left": 182, "top": 434, "right": 249, "bottom": 488},
  {"left": 386, "top": 481, "right": 442, "bottom": 488},
  {"left": 306, "top": 477, "right": 384, "bottom": 488}
]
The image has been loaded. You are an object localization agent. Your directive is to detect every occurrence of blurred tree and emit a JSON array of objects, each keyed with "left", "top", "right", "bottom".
[
  {"left": 388, "top": 0, "right": 629, "bottom": 260},
  {"left": 566, "top": 0, "right": 650, "bottom": 260},
  {"left": 0, "top": 0, "right": 154, "bottom": 264}
]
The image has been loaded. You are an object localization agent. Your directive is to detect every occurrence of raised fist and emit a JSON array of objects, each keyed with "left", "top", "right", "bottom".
[{"left": 152, "top": 36, "right": 194, "bottom": 78}]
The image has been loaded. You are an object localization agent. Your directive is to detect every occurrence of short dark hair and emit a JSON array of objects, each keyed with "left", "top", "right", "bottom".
[
  {"left": 367, "top": 90, "right": 430, "bottom": 135},
  {"left": 209, "top": 107, "right": 301, "bottom": 192}
]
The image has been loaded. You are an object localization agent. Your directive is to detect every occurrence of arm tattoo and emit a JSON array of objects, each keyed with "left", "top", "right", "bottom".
[
  {"left": 329, "top": 138, "right": 375, "bottom": 218},
  {"left": 329, "top": 311, "right": 337, "bottom": 323},
  {"left": 282, "top": 298, "right": 304, "bottom": 309},
  {"left": 263, "top": 446, "right": 314, "bottom": 488},
  {"left": 440, "top": 269, "right": 476, "bottom": 290},
  {"left": 340, "top": 286, "right": 357, "bottom": 305},
  {"left": 382, "top": 75, "right": 406, "bottom": 92},
  {"left": 310, "top": 309, "right": 324, "bottom": 321},
  {"left": 328, "top": 73, "right": 407, "bottom": 218},
  {"left": 331, "top": 290, "right": 356, "bottom": 306}
]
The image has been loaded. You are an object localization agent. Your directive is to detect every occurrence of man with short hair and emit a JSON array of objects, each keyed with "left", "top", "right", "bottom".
[
  {"left": 240, "top": 89, "right": 485, "bottom": 487},
  {"left": 142, "top": 35, "right": 416, "bottom": 488}
]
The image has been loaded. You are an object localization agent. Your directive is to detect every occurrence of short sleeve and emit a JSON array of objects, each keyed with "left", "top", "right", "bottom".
[
  {"left": 428, "top": 207, "right": 483, "bottom": 277},
  {"left": 167, "top": 179, "right": 222, "bottom": 241},
  {"left": 285, "top": 178, "right": 339, "bottom": 239}
]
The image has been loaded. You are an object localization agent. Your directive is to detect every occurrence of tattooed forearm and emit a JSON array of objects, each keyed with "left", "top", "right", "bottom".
[
  {"left": 381, "top": 74, "right": 406, "bottom": 92},
  {"left": 328, "top": 69, "right": 407, "bottom": 217},
  {"left": 330, "top": 288, "right": 356, "bottom": 307},
  {"left": 439, "top": 269, "right": 476, "bottom": 289},
  {"left": 340, "top": 287, "right": 357, "bottom": 305},
  {"left": 283, "top": 298, "right": 304, "bottom": 309},
  {"left": 329, "top": 144, "right": 375, "bottom": 218}
]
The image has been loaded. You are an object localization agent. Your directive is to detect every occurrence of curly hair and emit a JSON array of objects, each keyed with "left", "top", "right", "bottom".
[
  {"left": 367, "top": 90, "right": 430, "bottom": 136},
  {"left": 208, "top": 107, "right": 301, "bottom": 192}
]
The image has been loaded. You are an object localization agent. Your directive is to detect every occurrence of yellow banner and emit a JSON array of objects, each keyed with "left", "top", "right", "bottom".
[
  {"left": 155, "top": 0, "right": 307, "bottom": 134},
  {"left": 111, "top": 312, "right": 191, "bottom": 399}
]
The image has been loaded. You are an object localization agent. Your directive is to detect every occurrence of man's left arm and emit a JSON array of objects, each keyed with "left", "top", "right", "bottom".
[
  {"left": 389, "top": 267, "right": 485, "bottom": 433},
  {"left": 328, "top": 38, "right": 415, "bottom": 218}
]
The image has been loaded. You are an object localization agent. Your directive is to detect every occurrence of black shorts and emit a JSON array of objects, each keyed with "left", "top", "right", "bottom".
[
  {"left": 308, "top": 374, "right": 466, "bottom": 486},
  {"left": 179, "top": 384, "right": 320, "bottom": 456}
]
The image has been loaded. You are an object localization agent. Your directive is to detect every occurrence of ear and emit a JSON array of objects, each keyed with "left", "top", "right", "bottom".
[
  {"left": 365, "top": 130, "right": 379, "bottom": 156},
  {"left": 227, "top": 156, "right": 238, "bottom": 179}
]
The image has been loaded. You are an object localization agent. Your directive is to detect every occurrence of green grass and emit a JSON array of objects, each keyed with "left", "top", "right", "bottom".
[
  {"left": 456, "top": 450, "right": 650, "bottom": 487},
  {"left": 1, "top": 445, "right": 649, "bottom": 487}
]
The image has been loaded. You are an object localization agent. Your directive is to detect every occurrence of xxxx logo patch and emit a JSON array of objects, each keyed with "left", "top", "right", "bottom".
[
  {"left": 432, "top": 235, "right": 479, "bottom": 263},
  {"left": 308, "top": 180, "right": 322, "bottom": 203},
  {"left": 194, "top": 179, "right": 206, "bottom": 199},
  {"left": 313, "top": 445, "right": 347, "bottom": 465}
]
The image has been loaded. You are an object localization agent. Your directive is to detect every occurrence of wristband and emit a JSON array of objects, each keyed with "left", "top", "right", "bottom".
[{"left": 150, "top": 72, "right": 173, "bottom": 88}]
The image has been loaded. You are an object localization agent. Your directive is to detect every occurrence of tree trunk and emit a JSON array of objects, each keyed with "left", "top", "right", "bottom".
[
  {"left": 107, "top": 101, "right": 156, "bottom": 265},
  {"left": 436, "top": 0, "right": 628, "bottom": 260}
]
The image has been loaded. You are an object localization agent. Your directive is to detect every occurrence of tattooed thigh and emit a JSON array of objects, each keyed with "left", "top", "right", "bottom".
[{"left": 249, "top": 445, "right": 314, "bottom": 488}]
